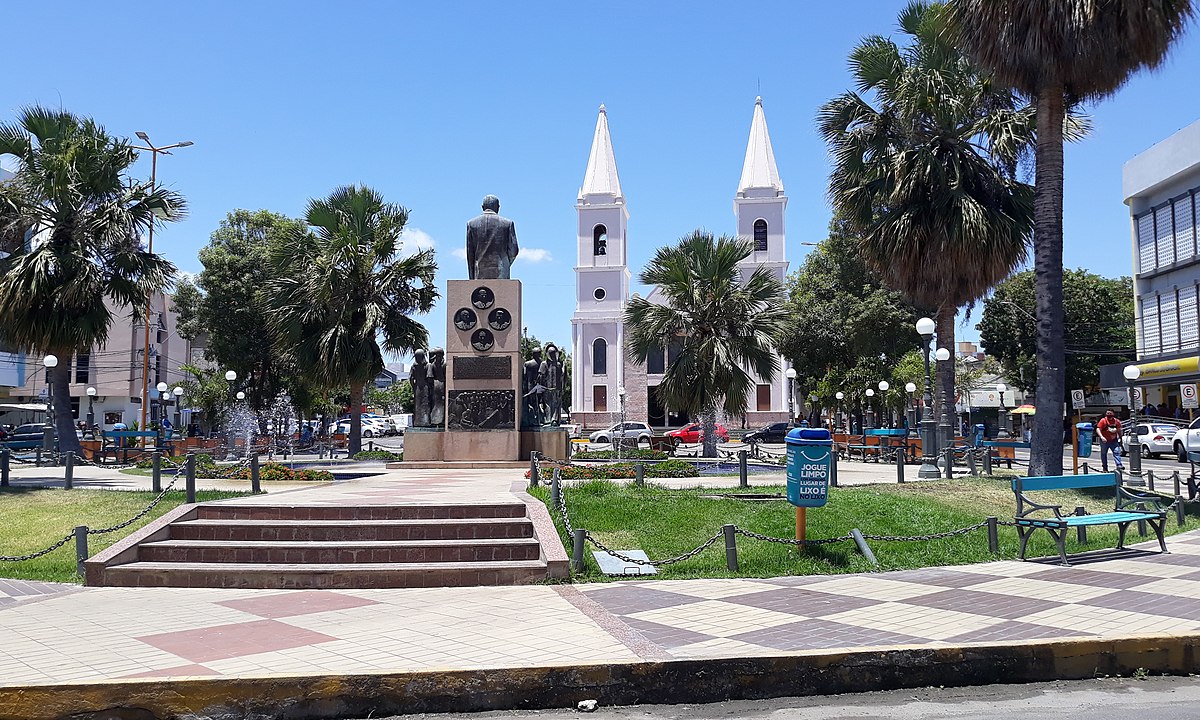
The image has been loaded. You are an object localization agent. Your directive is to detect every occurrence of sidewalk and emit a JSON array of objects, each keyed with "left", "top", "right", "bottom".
[{"left": 3, "top": 464, "right": 1200, "bottom": 717}]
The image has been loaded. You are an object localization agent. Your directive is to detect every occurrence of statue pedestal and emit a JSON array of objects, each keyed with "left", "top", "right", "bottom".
[
  {"left": 520, "top": 428, "right": 570, "bottom": 460},
  {"left": 402, "top": 427, "right": 443, "bottom": 461}
]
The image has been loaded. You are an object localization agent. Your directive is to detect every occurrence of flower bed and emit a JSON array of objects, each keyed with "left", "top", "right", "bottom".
[
  {"left": 528, "top": 459, "right": 698, "bottom": 480},
  {"left": 572, "top": 448, "right": 669, "bottom": 461},
  {"left": 353, "top": 450, "right": 403, "bottom": 461},
  {"left": 134, "top": 454, "right": 332, "bottom": 482}
]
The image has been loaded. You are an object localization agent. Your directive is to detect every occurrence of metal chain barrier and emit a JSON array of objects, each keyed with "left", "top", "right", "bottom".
[
  {"left": 734, "top": 527, "right": 853, "bottom": 546},
  {"left": 87, "top": 473, "right": 181, "bottom": 536},
  {"left": 0, "top": 532, "right": 74, "bottom": 563},
  {"left": 586, "top": 529, "right": 725, "bottom": 567},
  {"left": 858, "top": 520, "right": 990, "bottom": 543}
]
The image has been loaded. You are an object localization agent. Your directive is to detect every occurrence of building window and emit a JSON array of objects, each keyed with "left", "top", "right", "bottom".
[
  {"left": 756, "top": 384, "right": 771, "bottom": 411},
  {"left": 593, "top": 385, "right": 608, "bottom": 413},
  {"left": 592, "top": 338, "right": 607, "bottom": 375},
  {"left": 647, "top": 343, "right": 665, "bottom": 375},
  {"left": 74, "top": 352, "right": 90, "bottom": 384},
  {"left": 753, "top": 219, "right": 768, "bottom": 251},
  {"left": 593, "top": 224, "right": 608, "bottom": 256}
]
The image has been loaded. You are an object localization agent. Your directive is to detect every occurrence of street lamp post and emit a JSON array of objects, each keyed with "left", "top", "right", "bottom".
[
  {"left": 173, "top": 386, "right": 184, "bottom": 432},
  {"left": 835, "top": 391, "right": 845, "bottom": 432},
  {"left": 225, "top": 370, "right": 237, "bottom": 457},
  {"left": 1124, "top": 364, "right": 1142, "bottom": 477},
  {"left": 996, "top": 383, "right": 1008, "bottom": 437},
  {"left": 42, "top": 355, "right": 58, "bottom": 456},
  {"left": 155, "top": 381, "right": 168, "bottom": 446},
  {"left": 878, "top": 381, "right": 890, "bottom": 428},
  {"left": 865, "top": 388, "right": 875, "bottom": 429},
  {"left": 916, "top": 317, "right": 939, "bottom": 478},
  {"left": 86, "top": 386, "right": 97, "bottom": 438},
  {"left": 617, "top": 385, "right": 626, "bottom": 461},
  {"left": 785, "top": 367, "right": 797, "bottom": 425},
  {"left": 935, "top": 347, "right": 953, "bottom": 454},
  {"left": 132, "top": 132, "right": 193, "bottom": 444},
  {"left": 905, "top": 382, "right": 917, "bottom": 434}
]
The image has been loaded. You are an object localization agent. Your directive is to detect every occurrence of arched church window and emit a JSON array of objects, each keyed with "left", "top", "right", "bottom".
[
  {"left": 594, "top": 225, "right": 608, "bottom": 256},
  {"left": 592, "top": 338, "right": 607, "bottom": 375},
  {"left": 753, "top": 219, "right": 768, "bottom": 251}
]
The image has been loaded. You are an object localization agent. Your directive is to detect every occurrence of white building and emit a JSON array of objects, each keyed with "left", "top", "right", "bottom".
[
  {"left": 0, "top": 166, "right": 25, "bottom": 395},
  {"left": 570, "top": 98, "right": 790, "bottom": 430}
]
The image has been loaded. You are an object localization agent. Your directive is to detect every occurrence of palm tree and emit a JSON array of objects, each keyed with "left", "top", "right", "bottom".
[
  {"left": 267, "top": 185, "right": 437, "bottom": 454},
  {"left": 625, "top": 231, "right": 787, "bottom": 458},
  {"left": 818, "top": 1, "right": 1035, "bottom": 449},
  {"left": 0, "top": 107, "right": 181, "bottom": 453},
  {"left": 947, "top": 0, "right": 1194, "bottom": 476}
]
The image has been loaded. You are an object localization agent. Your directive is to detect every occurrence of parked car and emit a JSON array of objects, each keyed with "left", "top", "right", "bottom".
[
  {"left": 389, "top": 414, "right": 412, "bottom": 435},
  {"left": 742, "top": 422, "right": 791, "bottom": 445},
  {"left": 1171, "top": 417, "right": 1200, "bottom": 462},
  {"left": 1121, "top": 422, "right": 1178, "bottom": 459},
  {"left": 588, "top": 422, "right": 653, "bottom": 445},
  {"left": 665, "top": 422, "right": 730, "bottom": 445},
  {"left": 561, "top": 423, "right": 583, "bottom": 439}
]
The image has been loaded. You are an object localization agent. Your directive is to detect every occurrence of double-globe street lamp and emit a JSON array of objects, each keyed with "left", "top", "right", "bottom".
[{"left": 1124, "top": 364, "right": 1143, "bottom": 477}]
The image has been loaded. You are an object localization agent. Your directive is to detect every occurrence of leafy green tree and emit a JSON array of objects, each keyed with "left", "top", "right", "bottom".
[
  {"left": 267, "top": 185, "right": 437, "bottom": 454},
  {"left": 819, "top": 1, "right": 1034, "bottom": 445},
  {"left": 979, "top": 269, "right": 1135, "bottom": 397},
  {"left": 176, "top": 364, "right": 234, "bottom": 435},
  {"left": 625, "top": 231, "right": 787, "bottom": 457},
  {"left": 0, "top": 107, "right": 182, "bottom": 452},
  {"left": 367, "top": 381, "right": 414, "bottom": 414},
  {"left": 948, "top": 0, "right": 1193, "bottom": 474}
]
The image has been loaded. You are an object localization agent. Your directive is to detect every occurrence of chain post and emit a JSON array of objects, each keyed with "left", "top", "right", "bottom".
[
  {"left": 635, "top": 462, "right": 644, "bottom": 487},
  {"left": 63, "top": 451, "right": 74, "bottom": 490},
  {"left": 1083, "top": 461, "right": 1089, "bottom": 474},
  {"left": 1, "top": 448, "right": 8, "bottom": 487},
  {"left": 550, "top": 468, "right": 561, "bottom": 508},
  {"left": 35, "top": 446, "right": 42, "bottom": 466},
  {"left": 986, "top": 516, "right": 999, "bottom": 552},
  {"left": 723, "top": 524, "right": 738, "bottom": 571},
  {"left": 831, "top": 450, "right": 838, "bottom": 487},
  {"left": 185, "top": 453, "right": 196, "bottom": 504},
  {"left": 943, "top": 446, "right": 953, "bottom": 479},
  {"left": 74, "top": 525, "right": 88, "bottom": 576},
  {"left": 896, "top": 447, "right": 905, "bottom": 484},
  {"left": 966, "top": 447, "right": 976, "bottom": 476},
  {"left": 529, "top": 452, "right": 539, "bottom": 487},
  {"left": 1177, "top": 496, "right": 1187, "bottom": 527},
  {"left": 738, "top": 450, "right": 748, "bottom": 488},
  {"left": 250, "top": 452, "right": 261, "bottom": 493},
  {"left": 1074, "top": 506, "right": 1087, "bottom": 544},
  {"left": 1148, "top": 470, "right": 1156, "bottom": 493},
  {"left": 982, "top": 449, "right": 992, "bottom": 476},
  {"left": 849, "top": 528, "right": 878, "bottom": 566},
  {"left": 571, "top": 528, "right": 586, "bottom": 574},
  {"left": 151, "top": 451, "right": 162, "bottom": 493},
  {"left": 1138, "top": 516, "right": 1148, "bottom": 537},
  {"left": 1174, "top": 471, "right": 1182, "bottom": 499}
]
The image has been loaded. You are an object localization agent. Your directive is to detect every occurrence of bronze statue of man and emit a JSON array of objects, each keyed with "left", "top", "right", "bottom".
[
  {"left": 465, "top": 195, "right": 519, "bottom": 280},
  {"left": 541, "top": 343, "right": 565, "bottom": 426}
]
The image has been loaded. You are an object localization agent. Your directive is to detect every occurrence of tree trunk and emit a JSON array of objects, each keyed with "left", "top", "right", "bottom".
[
  {"left": 50, "top": 363, "right": 80, "bottom": 454},
  {"left": 1030, "top": 86, "right": 1067, "bottom": 477},
  {"left": 349, "top": 385, "right": 363, "bottom": 455},
  {"left": 701, "top": 405, "right": 718, "bottom": 458},
  {"left": 935, "top": 307, "right": 957, "bottom": 448}
]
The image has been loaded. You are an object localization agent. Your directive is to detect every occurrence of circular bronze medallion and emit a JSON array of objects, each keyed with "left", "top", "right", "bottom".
[
  {"left": 488, "top": 307, "right": 512, "bottom": 331},
  {"left": 471, "top": 286, "right": 495, "bottom": 309},
  {"left": 471, "top": 328, "right": 494, "bottom": 352},
  {"left": 453, "top": 307, "right": 477, "bottom": 331}
]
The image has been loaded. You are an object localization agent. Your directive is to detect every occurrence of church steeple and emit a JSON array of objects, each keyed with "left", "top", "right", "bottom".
[
  {"left": 579, "top": 104, "right": 624, "bottom": 203},
  {"left": 736, "top": 96, "right": 783, "bottom": 198}
]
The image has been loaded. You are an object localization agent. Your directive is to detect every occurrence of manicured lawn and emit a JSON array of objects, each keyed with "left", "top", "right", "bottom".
[
  {"left": 529, "top": 477, "right": 1200, "bottom": 581},
  {"left": 0, "top": 487, "right": 249, "bottom": 584}
]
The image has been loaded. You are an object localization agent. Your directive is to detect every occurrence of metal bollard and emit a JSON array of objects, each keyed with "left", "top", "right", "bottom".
[
  {"left": 723, "top": 524, "right": 738, "bottom": 571},
  {"left": 250, "top": 453, "right": 261, "bottom": 494},
  {"left": 1175, "top": 471, "right": 1183, "bottom": 498},
  {"left": 831, "top": 451, "right": 839, "bottom": 488},
  {"left": 982, "top": 450, "right": 992, "bottom": 476},
  {"left": 1083, "top": 462, "right": 1090, "bottom": 474},
  {"left": 369, "top": 440, "right": 375, "bottom": 453},
  {"left": 1177, "top": 496, "right": 1187, "bottom": 527},
  {"left": 738, "top": 449, "right": 748, "bottom": 488},
  {"left": 529, "top": 452, "right": 539, "bottom": 487},
  {"left": 185, "top": 453, "right": 196, "bottom": 504},
  {"left": 986, "top": 516, "right": 999, "bottom": 553},
  {"left": 849, "top": 528, "right": 878, "bottom": 566},
  {"left": 74, "top": 525, "right": 88, "bottom": 576},
  {"left": 550, "top": 468, "right": 562, "bottom": 508},
  {"left": 63, "top": 451, "right": 74, "bottom": 489},
  {"left": 571, "top": 528, "right": 587, "bottom": 574},
  {"left": 967, "top": 448, "right": 977, "bottom": 476},
  {"left": 943, "top": 447, "right": 954, "bottom": 480},
  {"left": 1148, "top": 470, "right": 1156, "bottom": 492},
  {"left": 896, "top": 447, "right": 906, "bottom": 484},
  {"left": 1075, "top": 506, "right": 1087, "bottom": 544},
  {"left": 1138, "top": 516, "right": 1148, "bottom": 537},
  {"left": 151, "top": 451, "right": 162, "bottom": 494},
  {"left": 635, "top": 462, "right": 644, "bottom": 487},
  {"left": 35, "top": 447, "right": 42, "bottom": 466},
  {"left": 0, "top": 448, "right": 8, "bottom": 487}
]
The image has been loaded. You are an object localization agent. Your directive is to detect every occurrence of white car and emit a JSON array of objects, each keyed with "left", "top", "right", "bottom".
[
  {"left": 1121, "top": 422, "right": 1178, "bottom": 459},
  {"left": 588, "top": 422, "right": 653, "bottom": 445},
  {"left": 1171, "top": 417, "right": 1200, "bottom": 462}
]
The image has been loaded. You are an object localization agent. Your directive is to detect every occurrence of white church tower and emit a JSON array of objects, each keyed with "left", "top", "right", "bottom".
[
  {"left": 571, "top": 105, "right": 631, "bottom": 428},
  {"left": 734, "top": 96, "right": 790, "bottom": 423}
]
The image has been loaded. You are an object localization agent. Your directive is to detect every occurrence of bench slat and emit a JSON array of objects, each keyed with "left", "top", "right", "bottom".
[{"left": 1012, "top": 474, "right": 1118, "bottom": 492}]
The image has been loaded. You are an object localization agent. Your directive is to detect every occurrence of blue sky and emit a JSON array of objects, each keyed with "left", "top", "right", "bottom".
[{"left": 5, "top": 1, "right": 1200, "bottom": 360}]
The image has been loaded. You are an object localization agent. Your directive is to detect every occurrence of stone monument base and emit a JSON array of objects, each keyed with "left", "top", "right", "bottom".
[
  {"left": 520, "top": 428, "right": 570, "bottom": 461},
  {"left": 402, "top": 427, "right": 443, "bottom": 462},
  {"left": 444, "top": 429, "right": 520, "bottom": 462}
]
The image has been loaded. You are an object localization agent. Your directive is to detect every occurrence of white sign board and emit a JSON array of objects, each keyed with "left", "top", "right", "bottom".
[
  {"left": 1132, "top": 387, "right": 1144, "bottom": 407},
  {"left": 1070, "top": 389, "right": 1086, "bottom": 410},
  {"left": 1183, "top": 384, "right": 1199, "bottom": 409}
]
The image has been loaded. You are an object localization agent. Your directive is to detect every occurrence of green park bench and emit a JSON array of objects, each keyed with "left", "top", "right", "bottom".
[
  {"left": 1012, "top": 473, "right": 1168, "bottom": 566},
  {"left": 983, "top": 440, "right": 1030, "bottom": 468}
]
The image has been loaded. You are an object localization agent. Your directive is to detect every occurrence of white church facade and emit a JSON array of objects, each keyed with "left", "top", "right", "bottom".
[{"left": 570, "top": 98, "right": 791, "bottom": 430}]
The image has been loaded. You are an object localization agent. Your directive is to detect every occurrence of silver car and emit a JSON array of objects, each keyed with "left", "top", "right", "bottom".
[
  {"left": 1122, "top": 422, "right": 1179, "bottom": 459},
  {"left": 588, "top": 422, "right": 653, "bottom": 445}
]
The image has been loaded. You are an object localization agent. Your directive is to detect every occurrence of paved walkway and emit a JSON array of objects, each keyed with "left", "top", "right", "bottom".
[{"left": 2, "top": 463, "right": 1200, "bottom": 688}]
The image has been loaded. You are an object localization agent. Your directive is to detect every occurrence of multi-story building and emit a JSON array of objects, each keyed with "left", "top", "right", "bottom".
[
  {"left": 0, "top": 166, "right": 25, "bottom": 400},
  {"left": 570, "top": 98, "right": 790, "bottom": 429},
  {"left": 1118, "top": 119, "right": 1200, "bottom": 412}
]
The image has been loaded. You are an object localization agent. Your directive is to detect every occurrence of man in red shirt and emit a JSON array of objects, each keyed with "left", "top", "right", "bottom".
[{"left": 1096, "top": 410, "right": 1124, "bottom": 472}]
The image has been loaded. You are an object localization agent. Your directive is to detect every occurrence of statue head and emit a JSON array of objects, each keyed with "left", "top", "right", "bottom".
[
  {"left": 531, "top": 346, "right": 543, "bottom": 361},
  {"left": 545, "top": 342, "right": 559, "bottom": 359},
  {"left": 430, "top": 347, "right": 445, "bottom": 363},
  {"left": 481, "top": 195, "right": 500, "bottom": 212},
  {"left": 413, "top": 348, "right": 427, "bottom": 364}
]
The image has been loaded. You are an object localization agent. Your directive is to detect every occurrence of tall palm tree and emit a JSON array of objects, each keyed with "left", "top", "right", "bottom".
[
  {"left": 0, "top": 107, "right": 181, "bottom": 453},
  {"left": 819, "top": 1, "right": 1035, "bottom": 447},
  {"left": 267, "top": 185, "right": 437, "bottom": 454},
  {"left": 947, "top": 0, "right": 1194, "bottom": 476},
  {"left": 625, "top": 231, "right": 787, "bottom": 458}
]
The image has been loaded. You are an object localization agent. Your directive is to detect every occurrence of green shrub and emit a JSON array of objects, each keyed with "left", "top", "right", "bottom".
[
  {"left": 573, "top": 448, "right": 668, "bottom": 461},
  {"left": 227, "top": 463, "right": 333, "bottom": 483},
  {"left": 528, "top": 459, "right": 698, "bottom": 480},
  {"left": 353, "top": 450, "right": 403, "bottom": 461}
]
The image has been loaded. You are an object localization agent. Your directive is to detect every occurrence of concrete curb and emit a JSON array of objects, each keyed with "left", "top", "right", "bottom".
[{"left": 1, "top": 633, "right": 1196, "bottom": 720}]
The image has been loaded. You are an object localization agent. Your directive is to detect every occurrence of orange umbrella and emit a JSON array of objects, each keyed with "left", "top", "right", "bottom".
[{"left": 1010, "top": 404, "right": 1036, "bottom": 415}]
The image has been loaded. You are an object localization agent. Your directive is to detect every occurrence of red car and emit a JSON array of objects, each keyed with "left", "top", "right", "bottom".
[{"left": 666, "top": 422, "right": 730, "bottom": 444}]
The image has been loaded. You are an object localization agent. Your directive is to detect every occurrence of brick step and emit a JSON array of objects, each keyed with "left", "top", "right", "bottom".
[
  {"left": 194, "top": 503, "right": 528, "bottom": 521},
  {"left": 99, "top": 560, "right": 549, "bottom": 589},
  {"left": 139, "top": 538, "right": 543, "bottom": 564},
  {"left": 170, "top": 518, "right": 535, "bottom": 542}
]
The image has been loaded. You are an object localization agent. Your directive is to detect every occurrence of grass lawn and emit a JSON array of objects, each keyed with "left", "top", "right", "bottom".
[
  {"left": 0, "top": 487, "right": 249, "bottom": 584},
  {"left": 529, "top": 477, "right": 1200, "bottom": 581}
]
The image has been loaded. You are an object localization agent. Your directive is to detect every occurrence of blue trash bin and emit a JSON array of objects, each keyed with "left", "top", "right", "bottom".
[
  {"left": 973, "top": 424, "right": 986, "bottom": 447},
  {"left": 786, "top": 427, "right": 833, "bottom": 508},
  {"left": 1076, "top": 423, "right": 1094, "bottom": 458}
]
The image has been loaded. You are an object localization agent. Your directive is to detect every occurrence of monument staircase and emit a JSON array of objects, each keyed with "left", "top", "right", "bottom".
[{"left": 85, "top": 500, "right": 562, "bottom": 589}]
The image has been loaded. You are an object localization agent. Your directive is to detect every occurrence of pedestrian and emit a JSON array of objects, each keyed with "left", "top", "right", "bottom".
[{"left": 1096, "top": 409, "right": 1124, "bottom": 472}]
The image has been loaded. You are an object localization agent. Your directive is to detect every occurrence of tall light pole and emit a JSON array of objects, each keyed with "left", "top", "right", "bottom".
[
  {"left": 916, "top": 317, "right": 939, "bottom": 478},
  {"left": 905, "top": 382, "right": 917, "bottom": 433},
  {"left": 878, "top": 380, "right": 890, "bottom": 427},
  {"left": 935, "top": 347, "right": 953, "bottom": 451},
  {"left": 132, "top": 132, "right": 193, "bottom": 443},
  {"left": 42, "top": 354, "right": 58, "bottom": 456},
  {"left": 225, "top": 370, "right": 237, "bottom": 457},
  {"left": 865, "top": 388, "right": 875, "bottom": 429},
  {"left": 835, "top": 391, "right": 845, "bottom": 432},
  {"left": 173, "top": 386, "right": 184, "bottom": 433},
  {"left": 785, "top": 367, "right": 797, "bottom": 424},
  {"left": 617, "top": 385, "right": 626, "bottom": 461},
  {"left": 86, "top": 386, "right": 97, "bottom": 437},
  {"left": 996, "top": 382, "right": 1008, "bottom": 437},
  {"left": 1124, "top": 364, "right": 1142, "bottom": 477}
]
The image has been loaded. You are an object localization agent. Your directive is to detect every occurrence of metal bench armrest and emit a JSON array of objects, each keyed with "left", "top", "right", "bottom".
[
  {"left": 1015, "top": 493, "right": 1063, "bottom": 519},
  {"left": 1118, "top": 488, "right": 1164, "bottom": 512}
]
